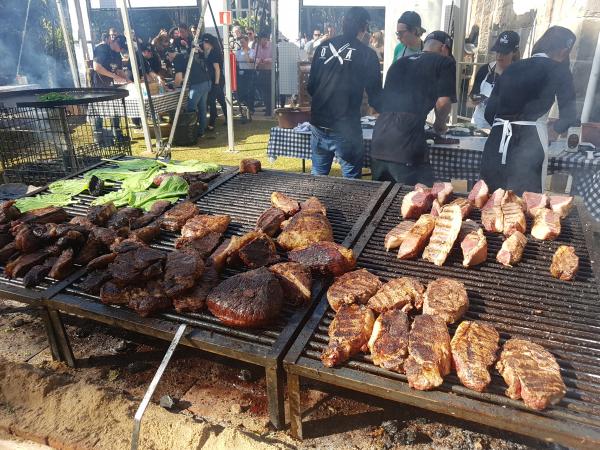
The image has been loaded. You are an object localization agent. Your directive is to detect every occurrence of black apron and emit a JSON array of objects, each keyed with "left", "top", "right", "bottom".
[{"left": 371, "top": 111, "right": 427, "bottom": 165}]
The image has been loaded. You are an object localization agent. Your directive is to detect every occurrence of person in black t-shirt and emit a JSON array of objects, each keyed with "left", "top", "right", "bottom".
[
  {"left": 307, "top": 7, "right": 382, "bottom": 179},
  {"left": 202, "top": 33, "right": 228, "bottom": 130},
  {"left": 370, "top": 31, "right": 456, "bottom": 184}
]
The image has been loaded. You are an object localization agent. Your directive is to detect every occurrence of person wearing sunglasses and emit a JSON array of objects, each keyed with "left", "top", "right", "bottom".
[{"left": 393, "top": 11, "right": 425, "bottom": 62}]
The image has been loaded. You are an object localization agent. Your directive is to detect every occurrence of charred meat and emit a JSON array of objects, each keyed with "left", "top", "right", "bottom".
[
  {"left": 497, "top": 231, "right": 527, "bottom": 267},
  {"left": 87, "top": 253, "right": 117, "bottom": 270},
  {"left": 181, "top": 214, "right": 230, "bottom": 239},
  {"left": 131, "top": 200, "right": 172, "bottom": 229},
  {"left": 238, "top": 232, "right": 280, "bottom": 269},
  {"left": 368, "top": 309, "right": 410, "bottom": 373},
  {"left": 301, "top": 197, "right": 327, "bottom": 216},
  {"left": 88, "top": 202, "right": 117, "bottom": 226},
  {"left": 367, "top": 277, "right": 424, "bottom": 314},
  {"left": 5, "top": 251, "right": 49, "bottom": 279},
  {"left": 162, "top": 249, "right": 205, "bottom": 298},
  {"left": 277, "top": 212, "right": 334, "bottom": 251},
  {"left": 327, "top": 269, "right": 383, "bottom": 312},
  {"left": 0, "top": 200, "right": 21, "bottom": 223},
  {"left": 255, "top": 207, "right": 286, "bottom": 237},
  {"left": 268, "top": 262, "right": 313, "bottom": 305},
  {"left": 18, "top": 206, "right": 68, "bottom": 225},
  {"left": 100, "top": 281, "right": 131, "bottom": 305},
  {"left": 48, "top": 248, "right": 74, "bottom": 280},
  {"left": 110, "top": 246, "right": 166, "bottom": 286},
  {"left": 175, "top": 232, "right": 222, "bottom": 258},
  {"left": 160, "top": 201, "right": 200, "bottom": 232},
  {"left": 550, "top": 245, "right": 579, "bottom": 281},
  {"left": 423, "top": 278, "right": 468, "bottom": 324},
  {"left": 208, "top": 231, "right": 262, "bottom": 271},
  {"left": 288, "top": 241, "right": 356, "bottom": 276},
  {"left": 128, "top": 282, "right": 172, "bottom": 317},
  {"left": 422, "top": 204, "right": 462, "bottom": 266},
  {"left": 172, "top": 265, "right": 220, "bottom": 313},
  {"left": 79, "top": 270, "right": 112, "bottom": 295},
  {"left": 107, "top": 207, "right": 144, "bottom": 230},
  {"left": 130, "top": 221, "right": 161, "bottom": 243},
  {"left": 22, "top": 258, "right": 56, "bottom": 288},
  {"left": 0, "top": 242, "right": 18, "bottom": 263},
  {"left": 271, "top": 192, "right": 300, "bottom": 216}
]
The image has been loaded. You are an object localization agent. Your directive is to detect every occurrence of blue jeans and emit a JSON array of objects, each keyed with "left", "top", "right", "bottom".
[
  {"left": 310, "top": 125, "right": 363, "bottom": 179},
  {"left": 187, "top": 80, "right": 211, "bottom": 135}
]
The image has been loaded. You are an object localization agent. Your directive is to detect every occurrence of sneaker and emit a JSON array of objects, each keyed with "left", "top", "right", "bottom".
[{"left": 206, "top": 125, "right": 215, "bottom": 131}]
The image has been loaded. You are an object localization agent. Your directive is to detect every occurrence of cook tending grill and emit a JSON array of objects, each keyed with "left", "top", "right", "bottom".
[
  {"left": 44, "top": 170, "right": 391, "bottom": 429},
  {"left": 284, "top": 184, "right": 600, "bottom": 449}
]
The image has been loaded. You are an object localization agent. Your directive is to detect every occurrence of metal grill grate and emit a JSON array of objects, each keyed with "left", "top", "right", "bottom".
[{"left": 285, "top": 184, "right": 600, "bottom": 448}]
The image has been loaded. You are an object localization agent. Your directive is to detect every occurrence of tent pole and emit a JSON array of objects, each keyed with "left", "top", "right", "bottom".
[
  {"left": 223, "top": 0, "right": 236, "bottom": 152},
  {"left": 270, "top": 0, "right": 278, "bottom": 113},
  {"left": 56, "top": 0, "right": 81, "bottom": 88},
  {"left": 73, "top": 0, "right": 90, "bottom": 86}
]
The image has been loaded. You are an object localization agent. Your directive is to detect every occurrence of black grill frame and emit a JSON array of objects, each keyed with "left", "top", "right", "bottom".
[{"left": 284, "top": 184, "right": 600, "bottom": 448}]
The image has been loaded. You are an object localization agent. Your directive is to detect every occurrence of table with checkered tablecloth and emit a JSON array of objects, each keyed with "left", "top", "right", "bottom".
[{"left": 124, "top": 88, "right": 189, "bottom": 118}]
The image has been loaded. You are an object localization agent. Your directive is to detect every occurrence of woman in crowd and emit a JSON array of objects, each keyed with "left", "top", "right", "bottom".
[{"left": 202, "top": 33, "right": 228, "bottom": 130}]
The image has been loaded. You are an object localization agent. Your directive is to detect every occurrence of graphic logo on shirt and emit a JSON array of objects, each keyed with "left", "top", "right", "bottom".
[{"left": 320, "top": 42, "right": 355, "bottom": 64}]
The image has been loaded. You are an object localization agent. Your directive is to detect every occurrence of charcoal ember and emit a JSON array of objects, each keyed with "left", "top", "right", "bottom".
[
  {"left": 255, "top": 207, "right": 286, "bottom": 237},
  {"left": 100, "top": 281, "right": 131, "bottom": 305},
  {"left": 163, "top": 250, "right": 205, "bottom": 298},
  {"left": 87, "top": 253, "right": 117, "bottom": 270},
  {"left": 128, "top": 282, "right": 172, "bottom": 317},
  {"left": 174, "top": 232, "right": 222, "bottom": 259},
  {"left": 22, "top": 258, "right": 56, "bottom": 288},
  {"left": 130, "top": 221, "right": 161, "bottom": 243},
  {"left": 172, "top": 265, "right": 220, "bottom": 313},
  {"left": 107, "top": 207, "right": 144, "bottom": 229},
  {"left": 87, "top": 202, "right": 117, "bottom": 226},
  {"left": 238, "top": 233, "right": 280, "bottom": 269},
  {"left": 5, "top": 251, "right": 49, "bottom": 279},
  {"left": 48, "top": 248, "right": 74, "bottom": 280},
  {"left": 130, "top": 200, "right": 172, "bottom": 230},
  {"left": 0, "top": 200, "right": 21, "bottom": 223},
  {"left": 160, "top": 201, "right": 200, "bottom": 232},
  {"left": 80, "top": 270, "right": 112, "bottom": 295},
  {"left": 0, "top": 242, "right": 18, "bottom": 264},
  {"left": 240, "top": 158, "right": 261, "bottom": 174},
  {"left": 73, "top": 240, "right": 102, "bottom": 265}
]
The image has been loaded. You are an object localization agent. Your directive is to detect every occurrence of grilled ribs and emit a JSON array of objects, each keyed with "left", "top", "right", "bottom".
[
  {"left": 368, "top": 309, "right": 410, "bottom": 373},
  {"left": 451, "top": 320, "right": 499, "bottom": 392},
  {"left": 327, "top": 269, "right": 383, "bottom": 312},
  {"left": 255, "top": 207, "right": 286, "bottom": 237},
  {"left": 397, "top": 214, "right": 436, "bottom": 260},
  {"left": 288, "top": 241, "right": 356, "bottom": 276},
  {"left": 422, "top": 204, "right": 462, "bottom": 266},
  {"left": 271, "top": 192, "right": 300, "bottom": 216},
  {"left": 497, "top": 231, "right": 527, "bottom": 267},
  {"left": 550, "top": 245, "right": 579, "bottom": 281},
  {"left": 468, "top": 180, "right": 489, "bottom": 208},
  {"left": 531, "top": 208, "right": 561, "bottom": 240},
  {"left": 268, "top": 262, "right": 313, "bottom": 305},
  {"left": 321, "top": 304, "right": 375, "bottom": 367},
  {"left": 277, "top": 212, "right": 334, "bottom": 251},
  {"left": 160, "top": 201, "right": 200, "bottom": 231},
  {"left": 367, "top": 277, "right": 424, "bottom": 314},
  {"left": 496, "top": 339, "right": 566, "bottom": 410},
  {"left": 384, "top": 221, "right": 414, "bottom": 252}
]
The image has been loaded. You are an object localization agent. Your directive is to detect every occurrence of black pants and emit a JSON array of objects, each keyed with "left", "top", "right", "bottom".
[
  {"left": 237, "top": 70, "right": 255, "bottom": 112},
  {"left": 371, "top": 158, "right": 434, "bottom": 186},
  {"left": 208, "top": 84, "right": 227, "bottom": 127},
  {"left": 257, "top": 69, "right": 271, "bottom": 115}
]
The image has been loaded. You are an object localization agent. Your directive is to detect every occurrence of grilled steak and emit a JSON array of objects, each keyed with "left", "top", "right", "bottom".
[
  {"left": 100, "top": 281, "right": 131, "bottom": 305},
  {"left": 446, "top": 197, "right": 472, "bottom": 219},
  {"left": 22, "top": 258, "right": 56, "bottom": 288},
  {"left": 110, "top": 246, "right": 166, "bottom": 286},
  {"left": 48, "top": 248, "right": 74, "bottom": 280},
  {"left": 451, "top": 321, "right": 499, "bottom": 392},
  {"left": 107, "top": 207, "right": 144, "bottom": 229},
  {"left": 131, "top": 200, "right": 172, "bottom": 229},
  {"left": 468, "top": 180, "right": 489, "bottom": 208},
  {"left": 88, "top": 203, "right": 117, "bottom": 226},
  {"left": 288, "top": 241, "right": 356, "bottom": 276},
  {"left": 368, "top": 309, "right": 410, "bottom": 373},
  {"left": 160, "top": 201, "right": 200, "bottom": 232},
  {"left": 208, "top": 231, "right": 262, "bottom": 270},
  {"left": 531, "top": 208, "right": 561, "bottom": 240},
  {"left": 163, "top": 250, "right": 205, "bottom": 298},
  {"left": 501, "top": 202, "right": 527, "bottom": 237},
  {"left": 367, "top": 277, "right": 424, "bottom": 313},
  {"left": 79, "top": 269, "right": 112, "bottom": 295},
  {"left": 5, "top": 251, "right": 49, "bottom": 279},
  {"left": 481, "top": 206, "right": 503, "bottom": 233},
  {"left": 206, "top": 267, "right": 283, "bottom": 328},
  {"left": 549, "top": 195, "right": 573, "bottom": 218},
  {"left": 90, "top": 226, "right": 119, "bottom": 248},
  {"left": 69, "top": 216, "right": 94, "bottom": 229},
  {"left": 18, "top": 207, "right": 68, "bottom": 225},
  {"left": 271, "top": 192, "right": 300, "bottom": 216},
  {"left": 181, "top": 214, "right": 231, "bottom": 239},
  {"left": 397, "top": 214, "right": 436, "bottom": 260},
  {"left": 423, "top": 278, "right": 468, "bottom": 324},
  {"left": 130, "top": 221, "right": 161, "bottom": 243},
  {"left": 550, "top": 245, "right": 579, "bottom": 281},
  {"left": 430, "top": 199, "right": 443, "bottom": 217},
  {"left": 277, "top": 212, "right": 334, "bottom": 251},
  {"left": 255, "top": 207, "right": 286, "bottom": 237},
  {"left": 128, "top": 282, "right": 172, "bottom": 317},
  {"left": 300, "top": 196, "right": 327, "bottom": 215},
  {"left": 496, "top": 339, "right": 566, "bottom": 410},
  {"left": 401, "top": 190, "right": 433, "bottom": 220},
  {"left": 497, "top": 231, "right": 527, "bottom": 267},
  {"left": 522, "top": 192, "right": 548, "bottom": 217},
  {"left": 321, "top": 304, "right": 375, "bottom": 367},
  {"left": 172, "top": 265, "right": 219, "bottom": 313},
  {"left": 384, "top": 220, "right": 415, "bottom": 251},
  {"left": 0, "top": 242, "right": 18, "bottom": 263},
  {"left": 240, "top": 158, "right": 261, "bottom": 173},
  {"left": 422, "top": 204, "right": 462, "bottom": 266},
  {"left": 405, "top": 314, "right": 451, "bottom": 390},
  {"left": 175, "top": 231, "right": 223, "bottom": 258},
  {"left": 0, "top": 200, "right": 21, "bottom": 223},
  {"left": 432, "top": 182, "right": 453, "bottom": 205},
  {"left": 238, "top": 232, "right": 280, "bottom": 268},
  {"left": 502, "top": 190, "right": 526, "bottom": 211},
  {"left": 327, "top": 269, "right": 383, "bottom": 312},
  {"left": 268, "top": 262, "right": 312, "bottom": 305},
  {"left": 482, "top": 188, "right": 505, "bottom": 210},
  {"left": 460, "top": 227, "right": 487, "bottom": 267}
]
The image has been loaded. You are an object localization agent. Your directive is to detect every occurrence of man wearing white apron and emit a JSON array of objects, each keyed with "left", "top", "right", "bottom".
[{"left": 480, "top": 26, "right": 578, "bottom": 194}]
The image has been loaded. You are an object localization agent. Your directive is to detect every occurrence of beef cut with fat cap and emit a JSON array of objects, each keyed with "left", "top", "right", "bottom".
[
  {"left": 288, "top": 241, "right": 356, "bottom": 276},
  {"left": 423, "top": 277, "right": 468, "bottom": 324},
  {"left": 550, "top": 245, "right": 578, "bottom": 281},
  {"left": 277, "top": 212, "right": 334, "bottom": 251},
  {"left": 422, "top": 204, "right": 462, "bottom": 266},
  {"left": 397, "top": 214, "right": 436, "bottom": 260},
  {"left": 501, "top": 202, "right": 527, "bottom": 237},
  {"left": 497, "top": 231, "right": 527, "bottom": 267},
  {"left": 367, "top": 277, "right": 424, "bottom": 313},
  {"left": 482, "top": 188, "right": 505, "bottom": 211},
  {"left": 549, "top": 195, "right": 573, "bottom": 218},
  {"left": 327, "top": 268, "right": 383, "bottom": 311},
  {"left": 321, "top": 304, "right": 375, "bottom": 367},
  {"left": 405, "top": 314, "right": 452, "bottom": 390},
  {"left": 268, "top": 262, "right": 313, "bottom": 305},
  {"left": 271, "top": 192, "right": 300, "bottom": 216},
  {"left": 451, "top": 321, "right": 499, "bottom": 392},
  {"left": 300, "top": 196, "right": 327, "bottom": 215},
  {"left": 496, "top": 339, "right": 566, "bottom": 410},
  {"left": 531, "top": 208, "right": 561, "bottom": 240},
  {"left": 522, "top": 192, "right": 549, "bottom": 217},
  {"left": 384, "top": 220, "right": 415, "bottom": 251},
  {"left": 468, "top": 180, "right": 489, "bottom": 208},
  {"left": 401, "top": 190, "right": 433, "bottom": 220},
  {"left": 431, "top": 182, "right": 453, "bottom": 205},
  {"left": 368, "top": 309, "right": 410, "bottom": 373}
]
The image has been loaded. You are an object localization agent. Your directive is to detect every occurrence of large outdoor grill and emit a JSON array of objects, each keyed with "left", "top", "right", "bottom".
[
  {"left": 284, "top": 184, "right": 600, "bottom": 449},
  {"left": 44, "top": 170, "right": 391, "bottom": 429}
]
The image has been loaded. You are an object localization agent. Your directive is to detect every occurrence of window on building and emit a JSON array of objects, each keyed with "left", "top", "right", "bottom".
[{"left": 230, "top": 0, "right": 250, "bottom": 19}]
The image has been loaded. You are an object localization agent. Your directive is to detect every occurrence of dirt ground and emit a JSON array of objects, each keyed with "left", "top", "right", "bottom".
[{"left": 0, "top": 298, "right": 567, "bottom": 450}]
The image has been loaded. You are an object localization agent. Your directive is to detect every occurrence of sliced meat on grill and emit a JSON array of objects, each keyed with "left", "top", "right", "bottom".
[
  {"left": 481, "top": 206, "right": 504, "bottom": 233},
  {"left": 531, "top": 208, "right": 561, "bottom": 241},
  {"left": 206, "top": 267, "right": 283, "bottom": 328},
  {"left": 468, "top": 180, "right": 489, "bottom": 208},
  {"left": 73, "top": 240, "right": 102, "bottom": 265},
  {"left": 446, "top": 197, "right": 472, "bottom": 219},
  {"left": 238, "top": 232, "right": 280, "bottom": 268},
  {"left": 130, "top": 221, "right": 161, "bottom": 243},
  {"left": 367, "top": 277, "right": 425, "bottom": 314},
  {"left": 327, "top": 269, "right": 383, "bottom": 312},
  {"left": 501, "top": 190, "right": 526, "bottom": 212},
  {"left": 432, "top": 182, "right": 453, "bottom": 205},
  {"left": 422, "top": 204, "right": 462, "bottom": 266},
  {"left": 384, "top": 220, "right": 415, "bottom": 251},
  {"left": 207, "top": 238, "right": 232, "bottom": 272},
  {"left": 405, "top": 314, "right": 452, "bottom": 390},
  {"left": 79, "top": 269, "right": 113, "bottom": 295},
  {"left": 522, "top": 192, "right": 549, "bottom": 217},
  {"left": 87, "top": 253, "right": 117, "bottom": 270},
  {"left": 56, "top": 230, "right": 86, "bottom": 252},
  {"left": 430, "top": 199, "right": 443, "bottom": 217},
  {"left": 255, "top": 207, "right": 286, "bottom": 237},
  {"left": 89, "top": 226, "right": 119, "bottom": 248},
  {"left": 107, "top": 207, "right": 144, "bottom": 230},
  {"left": 401, "top": 190, "right": 434, "bottom": 220},
  {"left": 414, "top": 183, "right": 431, "bottom": 193},
  {"left": 163, "top": 250, "right": 205, "bottom": 298},
  {"left": 460, "top": 227, "right": 487, "bottom": 268},
  {"left": 87, "top": 202, "right": 117, "bottom": 226},
  {"left": 368, "top": 309, "right": 410, "bottom": 373},
  {"left": 239, "top": 158, "right": 261, "bottom": 173},
  {"left": 300, "top": 197, "right": 327, "bottom": 216},
  {"left": 271, "top": 192, "right": 300, "bottom": 216},
  {"left": 22, "top": 258, "right": 56, "bottom": 288},
  {"left": 496, "top": 339, "right": 566, "bottom": 410},
  {"left": 0, "top": 200, "right": 21, "bottom": 223},
  {"left": 160, "top": 201, "right": 200, "bottom": 232},
  {"left": 268, "top": 262, "right": 312, "bottom": 305},
  {"left": 131, "top": 200, "right": 172, "bottom": 230},
  {"left": 497, "top": 231, "right": 527, "bottom": 267},
  {"left": 288, "top": 241, "right": 356, "bottom": 276},
  {"left": 69, "top": 216, "right": 94, "bottom": 229},
  {"left": 110, "top": 246, "right": 166, "bottom": 286},
  {"left": 451, "top": 321, "right": 500, "bottom": 392},
  {"left": 550, "top": 245, "right": 579, "bottom": 281},
  {"left": 110, "top": 237, "right": 146, "bottom": 254},
  {"left": 48, "top": 248, "right": 74, "bottom": 280},
  {"left": 501, "top": 202, "right": 527, "bottom": 237},
  {"left": 549, "top": 195, "right": 573, "bottom": 219},
  {"left": 321, "top": 304, "right": 375, "bottom": 368},
  {"left": 128, "top": 282, "right": 172, "bottom": 317},
  {"left": 175, "top": 231, "right": 222, "bottom": 255},
  {"left": 5, "top": 250, "right": 49, "bottom": 279},
  {"left": 423, "top": 278, "right": 468, "bottom": 324},
  {"left": 173, "top": 265, "right": 220, "bottom": 313},
  {"left": 207, "top": 231, "right": 262, "bottom": 271},
  {"left": 18, "top": 207, "right": 68, "bottom": 225},
  {"left": 277, "top": 212, "right": 334, "bottom": 251},
  {"left": 482, "top": 188, "right": 505, "bottom": 211},
  {"left": 100, "top": 281, "right": 131, "bottom": 305},
  {"left": 0, "top": 242, "right": 18, "bottom": 263},
  {"left": 397, "top": 214, "right": 436, "bottom": 260},
  {"left": 181, "top": 214, "right": 231, "bottom": 239},
  {"left": 13, "top": 224, "right": 47, "bottom": 254}
]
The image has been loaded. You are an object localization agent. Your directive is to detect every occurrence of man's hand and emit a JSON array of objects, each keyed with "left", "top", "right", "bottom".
[
  {"left": 433, "top": 120, "right": 448, "bottom": 135},
  {"left": 113, "top": 75, "right": 129, "bottom": 84}
]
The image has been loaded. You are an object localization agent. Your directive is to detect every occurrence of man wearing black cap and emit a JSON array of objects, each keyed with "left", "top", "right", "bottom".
[
  {"left": 393, "top": 11, "right": 425, "bottom": 62},
  {"left": 371, "top": 31, "right": 456, "bottom": 184}
]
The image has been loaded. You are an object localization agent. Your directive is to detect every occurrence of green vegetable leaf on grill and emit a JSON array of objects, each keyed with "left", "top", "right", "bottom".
[
  {"left": 130, "top": 176, "right": 189, "bottom": 210},
  {"left": 90, "top": 189, "right": 132, "bottom": 207},
  {"left": 157, "top": 160, "right": 221, "bottom": 174},
  {"left": 48, "top": 179, "right": 89, "bottom": 196},
  {"left": 121, "top": 166, "right": 161, "bottom": 192},
  {"left": 15, "top": 193, "right": 75, "bottom": 212},
  {"left": 103, "top": 158, "right": 161, "bottom": 171}
]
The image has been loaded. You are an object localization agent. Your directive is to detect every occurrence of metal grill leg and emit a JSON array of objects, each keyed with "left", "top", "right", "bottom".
[
  {"left": 288, "top": 373, "right": 303, "bottom": 439},
  {"left": 265, "top": 365, "right": 285, "bottom": 430},
  {"left": 48, "top": 309, "right": 76, "bottom": 368},
  {"left": 39, "top": 307, "right": 62, "bottom": 362}
]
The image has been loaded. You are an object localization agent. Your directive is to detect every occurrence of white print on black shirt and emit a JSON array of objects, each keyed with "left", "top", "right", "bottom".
[{"left": 320, "top": 42, "right": 356, "bottom": 65}]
